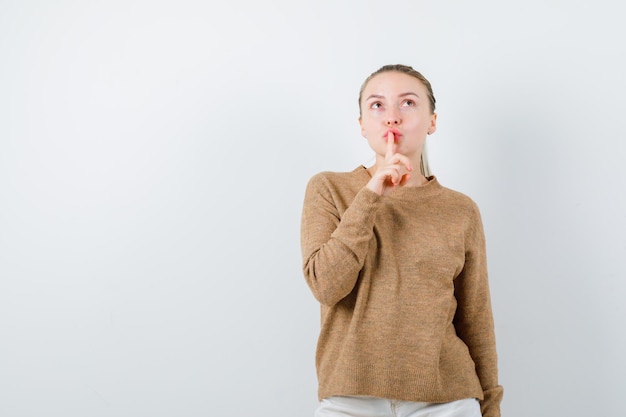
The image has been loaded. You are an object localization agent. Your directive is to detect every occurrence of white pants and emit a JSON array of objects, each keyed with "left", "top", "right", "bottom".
[{"left": 315, "top": 396, "right": 481, "bottom": 417}]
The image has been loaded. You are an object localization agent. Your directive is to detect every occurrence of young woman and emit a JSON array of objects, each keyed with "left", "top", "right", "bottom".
[{"left": 300, "top": 64, "right": 503, "bottom": 417}]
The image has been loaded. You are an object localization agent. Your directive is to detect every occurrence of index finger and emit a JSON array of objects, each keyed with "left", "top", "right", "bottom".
[{"left": 386, "top": 131, "right": 395, "bottom": 160}]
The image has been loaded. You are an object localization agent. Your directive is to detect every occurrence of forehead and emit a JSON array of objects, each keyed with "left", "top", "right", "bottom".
[{"left": 363, "top": 71, "right": 427, "bottom": 97}]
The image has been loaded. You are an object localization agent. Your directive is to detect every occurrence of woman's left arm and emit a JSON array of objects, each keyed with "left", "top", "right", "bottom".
[{"left": 453, "top": 203, "right": 503, "bottom": 417}]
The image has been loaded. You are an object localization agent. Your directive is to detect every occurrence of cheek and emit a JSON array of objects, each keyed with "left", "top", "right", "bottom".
[
  {"left": 366, "top": 137, "right": 386, "bottom": 154},
  {"left": 410, "top": 115, "right": 432, "bottom": 130},
  {"left": 361, "top": 119, "right": 376, "bottom": 134}
]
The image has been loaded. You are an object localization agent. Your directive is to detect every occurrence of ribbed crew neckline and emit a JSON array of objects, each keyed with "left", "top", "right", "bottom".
[{"left": 357, "top": 165, "right": 443, "bottom": 201}]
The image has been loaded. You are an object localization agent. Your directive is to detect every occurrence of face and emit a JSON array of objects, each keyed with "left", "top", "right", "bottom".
[{"left": 359, "top": 71, "right": 437, "bottom": 162}]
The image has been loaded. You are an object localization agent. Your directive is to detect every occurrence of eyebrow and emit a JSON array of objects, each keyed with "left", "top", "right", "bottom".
[{"left": 365, "top": 92, "right": 420, "bottom": 101}]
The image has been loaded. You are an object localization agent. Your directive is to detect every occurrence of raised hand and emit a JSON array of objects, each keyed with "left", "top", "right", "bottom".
[{"left": 366, "top": 131, "right": 413, "bottom": 196}]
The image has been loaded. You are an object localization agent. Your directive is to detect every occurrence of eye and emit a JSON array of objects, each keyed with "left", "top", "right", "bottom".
[
  {"left": 401, "top": 99, "right": 416, "bottom": 107},
  {"left": 370, "top": 101, "right": 383, "bottom": 109}
]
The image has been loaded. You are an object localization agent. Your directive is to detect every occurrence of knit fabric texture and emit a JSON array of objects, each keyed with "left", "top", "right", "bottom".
[{"left": 300, "top": 166, "right": 503, "bottom": 417}]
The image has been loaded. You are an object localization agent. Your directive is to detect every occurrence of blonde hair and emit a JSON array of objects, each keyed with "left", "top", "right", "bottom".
[{"left": 359, "top": 64, "right": 436, "bottom": 177}]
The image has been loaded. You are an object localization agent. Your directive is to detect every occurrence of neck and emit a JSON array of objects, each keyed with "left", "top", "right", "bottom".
[{"left": 405, "top": 172, "right": 429, "bottom": 187}]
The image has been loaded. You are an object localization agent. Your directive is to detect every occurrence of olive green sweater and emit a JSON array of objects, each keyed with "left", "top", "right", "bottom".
[{"left": 300, "top": 166, "right": 503, "bottom": 417}]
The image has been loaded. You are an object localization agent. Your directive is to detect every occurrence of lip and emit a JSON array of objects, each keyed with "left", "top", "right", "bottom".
[{"left": 385, "top": 128, "right": 402, "bottom": 142}]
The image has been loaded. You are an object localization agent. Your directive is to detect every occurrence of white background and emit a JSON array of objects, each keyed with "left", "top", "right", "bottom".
[{"left": 1, "top": 1, "right": 624, "bottom": 416}]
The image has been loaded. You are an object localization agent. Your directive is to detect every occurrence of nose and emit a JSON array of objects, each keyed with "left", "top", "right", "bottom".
[{"left": 385, "top": 112, "right": 401, "bottom": 126}]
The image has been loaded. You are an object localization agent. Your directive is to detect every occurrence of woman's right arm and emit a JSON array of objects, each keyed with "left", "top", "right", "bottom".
[{"left": 300, "top": 174, "right": 381, "bottom": 306}]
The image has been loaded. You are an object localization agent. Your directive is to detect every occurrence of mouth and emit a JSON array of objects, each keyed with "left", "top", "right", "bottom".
[{"left": 385, "top": 128, "right": 402, "bottom": 142}]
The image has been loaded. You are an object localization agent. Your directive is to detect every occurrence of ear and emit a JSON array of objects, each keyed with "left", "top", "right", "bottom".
[
  {"left": 359, "top": 117, "right": 366, "bottom": 137},
  {"left": 428, "top": 112, "right": 437, "bottom": 135}
]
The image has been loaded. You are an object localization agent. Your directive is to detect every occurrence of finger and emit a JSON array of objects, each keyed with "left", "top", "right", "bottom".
[
  {"left": 382, "top": 165, "right": 402, "bottom": 186},
  {"left": 387, "top": 153, "right": 413, "bottom": 172},
  {"left": 385, "top": 131, "right": 395, "bottom": 160},
  {"left": 372, "top": 166, "right": 394, "bottom": 185}
]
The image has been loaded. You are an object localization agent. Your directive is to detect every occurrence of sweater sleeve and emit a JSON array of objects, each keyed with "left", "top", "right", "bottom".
[
  {"left": 300, "top": 173, "right": 381, "bottom": 306},
  {"left": 453, "top": 204, "right": 503, "bottom": 417}
]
